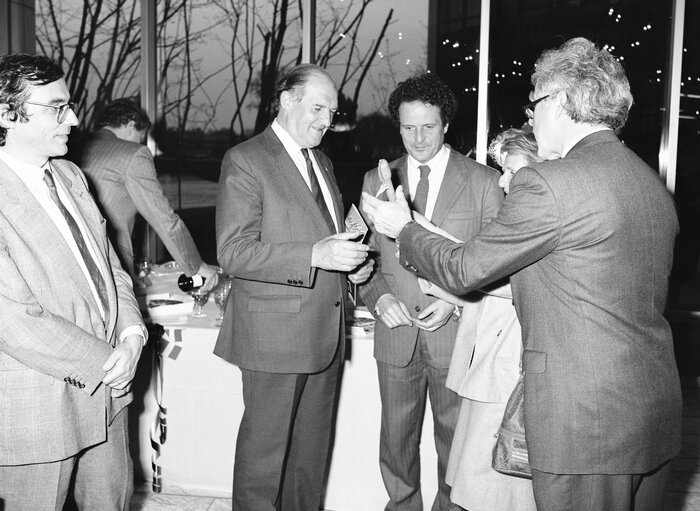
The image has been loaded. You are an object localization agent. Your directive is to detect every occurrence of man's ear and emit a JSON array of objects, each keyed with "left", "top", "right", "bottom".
[
  {"left": 279, "top": 91, "right": 292, "bottom": 112},
  {"left": 0, "top": 104, "right": 19, "bottom": 128}
]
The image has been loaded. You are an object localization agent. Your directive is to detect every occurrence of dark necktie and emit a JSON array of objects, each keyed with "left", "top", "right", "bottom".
[
  {"left": 44, "top": 167, "right": 109, "bottom": 312},
  {"left": 413, "top": 164, "right": 431, "bottom": 216},
  {"left": 301, "top": 148, "right": 336, "bottom": 233}
]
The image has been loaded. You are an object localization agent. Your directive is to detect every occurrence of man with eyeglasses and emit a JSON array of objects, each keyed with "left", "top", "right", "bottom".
[
  {"left": 0, "top": 53, "right": 146, "bottom": 509},
  {"left": 362, "top": 37, "right": 680, "bottom": 511}
]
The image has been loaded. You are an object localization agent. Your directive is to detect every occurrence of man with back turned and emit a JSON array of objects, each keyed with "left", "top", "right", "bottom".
[{"left": 362, "top": 37, "right": 681, "bottom": 511}]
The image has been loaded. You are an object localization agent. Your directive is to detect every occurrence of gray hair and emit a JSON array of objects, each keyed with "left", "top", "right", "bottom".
[
  {"left": 488, "top": 127, "right": 542, "bottom": 168},
  {"left": 531, "top": 37, "right": 633, "bottom": 133}
]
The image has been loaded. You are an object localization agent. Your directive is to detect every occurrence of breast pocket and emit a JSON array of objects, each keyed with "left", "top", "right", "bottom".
[{"left": 522, "top": 349, "right": 546, "bottom": 374}]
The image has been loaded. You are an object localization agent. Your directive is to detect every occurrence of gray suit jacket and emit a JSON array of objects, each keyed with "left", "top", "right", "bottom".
[
  {"left": 397, "top": 130, "right": 681, "bottom": 474},
  {"left": 0, "top": 157, "right": 144, "bottom": 465},
  {"left": 80, "top": 128, "right": 202, "bottom": 275},
  {"left": 214, "top": 126, "right": 347, "bottom": 373},
  {"left": 360, "top": 150, "right": 502, "bottom": 368}
]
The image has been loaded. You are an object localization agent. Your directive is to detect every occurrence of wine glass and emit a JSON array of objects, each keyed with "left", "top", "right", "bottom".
[
  {"left": 190, "top": 288, "right": 209, "bottom": 318},
  {"left": 214, "top": 278, "right": 233, "bottom": 326}
]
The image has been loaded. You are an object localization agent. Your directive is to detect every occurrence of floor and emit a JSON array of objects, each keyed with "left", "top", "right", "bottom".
[{"left": 129, "top": 382, "right": 700, "bottom": 511}]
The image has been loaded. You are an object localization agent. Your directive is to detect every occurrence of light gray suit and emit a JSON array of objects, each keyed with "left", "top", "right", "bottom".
[
  {"left": 0, "top": 157, "right": 144, "bottom": 506},
  {"left": 396, "top": 131, "right": 682, "bottom": 478},
  {"left": 80, "top": 128, "right": 202, "bottom": 276},
  {"left": 360, "top": 149, "right": 502, "bottom": 510},
  {"left": 215, "top": 126, "right": 347, "bottom": 510}
]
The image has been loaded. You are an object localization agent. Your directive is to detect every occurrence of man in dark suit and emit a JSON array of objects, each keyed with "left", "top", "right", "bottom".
[
  {"left": 0, "top": 54, "right": 146, "bottom": 509},
  {"left": 362, "top": 37, "right": 681, "bottom": 511},
  {"left": 214, "top": 63, "right": 372, "bottom": 510},
  {"left": 80, "top": 99, "right": 219, "bottom": 291},
  {"left": 359, "top": 74, "right": 502, "bottom": 510}
]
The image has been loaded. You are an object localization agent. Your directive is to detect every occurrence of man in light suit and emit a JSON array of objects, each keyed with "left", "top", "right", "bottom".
[
  {"left": 0, "top": 54, "right": 146, "bottom": 509},
  {"left": 80, "top": 99, "right": 219, "bottom": 291},
  {"left": 359, "top": 74, "right": 502, "bottom": 511},
  {"left": 363, "top": 37, "right": 681, "bottom": 511},
  {"left": 214, "top": 64, "right": 372, "bottom": 510}
]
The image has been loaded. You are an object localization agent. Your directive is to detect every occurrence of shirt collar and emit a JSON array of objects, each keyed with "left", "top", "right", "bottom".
[
  {"left": 272, "top": 119, "right": 304, "bottom": 157},
  {"left": 561, "top": 127, "right": 612, "bottom": 157},
  {"left": 407, "top": 144, "right": 449, "bottom": 173},
  {"left": 0, "top": 148, "right": 48, "bottom": 186}
]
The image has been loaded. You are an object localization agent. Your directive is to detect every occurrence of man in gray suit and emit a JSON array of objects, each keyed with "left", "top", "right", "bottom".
[
  {"left": 359, "top": 74, "right": 502, "bottom": 510},
  {"left": 0, "top": 54, "right": 146, "bottom": 509},
  {"left": 80, "top": 99, "right": 219, "bottom": 291},
  {"left": 215, "top": 64, "right": 372, "bottom": 510},
  {"left": 363, "top": 37, "right": 681, "bottom": 511}
]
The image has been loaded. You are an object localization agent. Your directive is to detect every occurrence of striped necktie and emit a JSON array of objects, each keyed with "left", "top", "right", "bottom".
[{"left": 43, "top": 167, "right": 109, "bottom": 312}]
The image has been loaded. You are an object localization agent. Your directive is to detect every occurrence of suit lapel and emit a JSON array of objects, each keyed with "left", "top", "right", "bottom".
[
  {"left": 397, "top": 157, "right": 411, "bottom": 203},
  {"left": 264, "top": 128, "right": 338, "bottom": 235},
  {"left": 310, "top": 148, "right": 341, "bottom": 233},
  {"left": 431, "top": 150, "right": 467, "bottom": 227},
  {"left": 0, "top": 159, "right": 101, "bottom": 312}
]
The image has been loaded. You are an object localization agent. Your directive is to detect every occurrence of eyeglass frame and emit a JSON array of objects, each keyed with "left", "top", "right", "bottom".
[
  {"left": 22, "top": 101, "right": 75, "bottom": 124},
  {"left": 522, "top": 94, "right": 550, "bottom": 120}
]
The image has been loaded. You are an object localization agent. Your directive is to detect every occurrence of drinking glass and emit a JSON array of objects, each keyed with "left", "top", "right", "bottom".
[
  {"left": 190, "top": 289, "right": 209, "bottom": 318},
  {"left": 214, "top": 278, "right": 233, "bottom": 326}
]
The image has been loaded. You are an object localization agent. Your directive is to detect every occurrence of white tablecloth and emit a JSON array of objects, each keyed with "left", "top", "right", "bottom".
[{"left": 130, "top": 279, "right": 438, "bottom": 510}]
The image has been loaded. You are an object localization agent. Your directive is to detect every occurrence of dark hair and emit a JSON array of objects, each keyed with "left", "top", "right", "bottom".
[
  {"left": 97, "top": 98, "right": 152, "bottom": 131},
  {"left": 273, "top": 63, "right": 335, "bottom": 111},
  {"left": 387, "top": 73, "right": 457, "bottom": 127},
  {"left": 0, "top": 53, "right": 64, "bottom": 146}
]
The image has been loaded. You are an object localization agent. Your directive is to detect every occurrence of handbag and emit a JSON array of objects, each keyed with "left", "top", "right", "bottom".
[{"left": 491, "top": 373, "right": 532, "bottom": 478}]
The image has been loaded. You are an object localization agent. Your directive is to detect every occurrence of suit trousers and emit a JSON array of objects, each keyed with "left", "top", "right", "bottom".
[
  {"left": 232, "top": 346, "right": 342, "bottom": 511},
  {"left": 531, "top": 460, "right": 672, "bottom": 511},
  {"left": 0, "top": 407, "right": 133, "bottom": 511},
  {"left": 377, "top": 332, "right": 461, "bottom": 511}
]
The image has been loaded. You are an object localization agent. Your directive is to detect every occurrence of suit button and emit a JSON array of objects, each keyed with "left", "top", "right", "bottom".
[
  {"left": 78, "top": 382, "right": 85, "bottom": 389},
  {"left": 63, "top": 377, "right": 70, "bottom": 383},
  {"left": 287, "top": 279, "right": 292, "bottom": 284},
  {"left": 415, "top": 305, "right": 421, "bottom": 312},
  {"left": 334, "top": 301, "right": 341, "bottom": 307}
]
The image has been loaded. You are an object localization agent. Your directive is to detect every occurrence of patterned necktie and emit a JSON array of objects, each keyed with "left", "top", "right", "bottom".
[
  {"left": 301, "top": 148, "right": 336, "bottom": 233},
  {"left": 413, "top": 164, "right": 431, "bottom": 216},
  {"left": 43, "top": 167, "right": 109, "bottom": 312}
]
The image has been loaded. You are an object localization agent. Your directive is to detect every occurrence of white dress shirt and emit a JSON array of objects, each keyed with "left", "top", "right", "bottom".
[
  {"left": 271, "top": 119, "right": 339, "bottom": 232},
  {"left": 0, "top": 149, "right": 144, "bottom": 343},
  {"left": 406, "top": 144, "right": 450, "bottom": 221}
]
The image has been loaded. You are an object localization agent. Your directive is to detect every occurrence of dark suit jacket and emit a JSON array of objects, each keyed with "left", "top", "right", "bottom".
[
  {"left": 214, "top": 126, "right": 346, "bottom": 373},
  {"left": 80, "top": 129, "right": 202, "bottom": 276},
  {"left": 0, "top": 157, "right": 144, "bottom": 465},
  {"left": 360, "top": 150, "right": 503, "bottom": 368},
  {"left": 396, "top": 130, "right": 682, "bottom": 474}
]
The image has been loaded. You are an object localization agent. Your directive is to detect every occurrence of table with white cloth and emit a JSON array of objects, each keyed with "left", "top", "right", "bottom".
[{"left": 129, "top": 266, "right": 439, "bottom": 510}]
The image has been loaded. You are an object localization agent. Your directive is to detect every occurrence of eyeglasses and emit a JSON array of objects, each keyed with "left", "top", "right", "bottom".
[
  {"left": 522, "top": 95, "right": 550, "bottom": 119},
  {"left": 23, "top": 101, "right": 75, "bottom": 124}
]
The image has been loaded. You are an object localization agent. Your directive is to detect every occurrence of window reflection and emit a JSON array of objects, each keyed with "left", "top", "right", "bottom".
[{"left": 669, "top": 0, "right": 700, "bottom": 310}]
